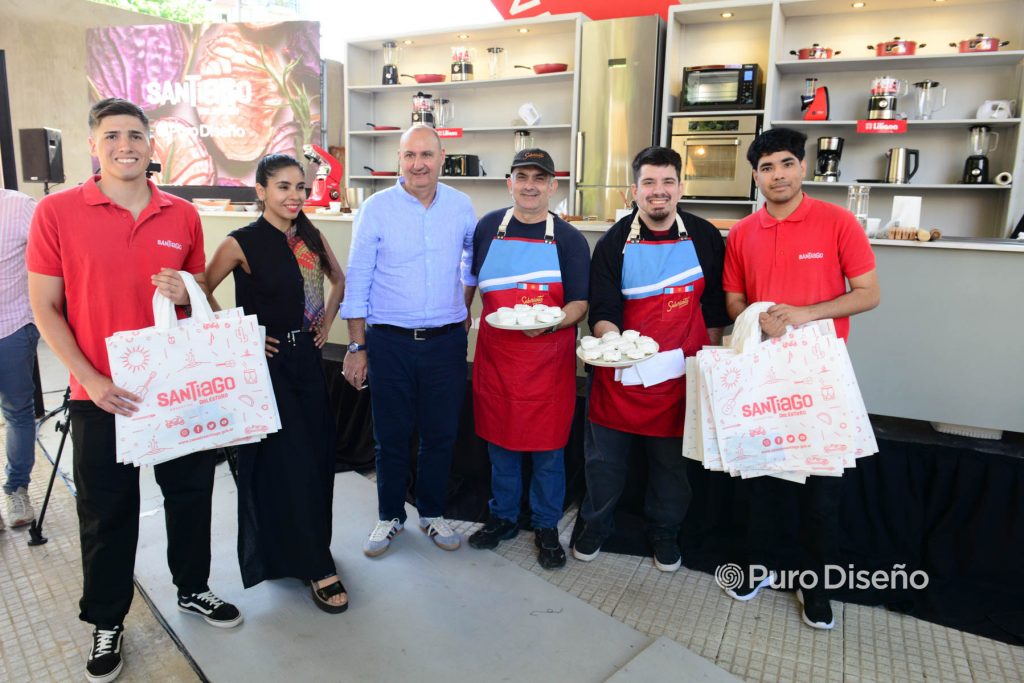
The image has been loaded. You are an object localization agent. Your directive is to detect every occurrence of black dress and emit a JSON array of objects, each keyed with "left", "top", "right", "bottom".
[{"left": 230, "top": 216, "right": 337, "bottom": 588}]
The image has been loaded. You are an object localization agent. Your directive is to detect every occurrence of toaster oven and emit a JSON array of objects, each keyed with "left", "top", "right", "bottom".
[{"left": 680, "top": 64, "right": 762, "bottom": 110}]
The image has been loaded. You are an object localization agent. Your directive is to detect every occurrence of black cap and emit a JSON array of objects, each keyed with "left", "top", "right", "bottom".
[{"left": 510, "top": 148, "right": 556, "bottom": 176}]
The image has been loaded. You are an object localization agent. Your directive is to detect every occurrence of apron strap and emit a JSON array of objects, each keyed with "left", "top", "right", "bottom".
[
  {"left": 497, "top": 207, "right": 556, "bottom": 243},
  {"left": 623, "top": 213, "right": 689, "bottom": 254}
]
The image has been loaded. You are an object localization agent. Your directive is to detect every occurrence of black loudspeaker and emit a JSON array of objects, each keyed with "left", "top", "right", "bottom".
[{"left": 19, "top": 127, "right": 64, "bottom": 183}]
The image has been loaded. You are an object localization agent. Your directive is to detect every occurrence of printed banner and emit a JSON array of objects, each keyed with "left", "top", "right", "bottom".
[
  {"left": 491, "top": 0, "right": 676, "bottom": 20},
  {"left": 87, "top": 21, "right": 321, "bottom": 187}
]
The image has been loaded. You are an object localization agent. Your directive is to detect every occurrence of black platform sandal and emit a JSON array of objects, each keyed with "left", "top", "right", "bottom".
[{"left": 310, "top": 578, "right": 349, "bottom": 614}]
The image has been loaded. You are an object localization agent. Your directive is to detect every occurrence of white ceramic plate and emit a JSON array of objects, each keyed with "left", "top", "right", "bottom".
[
  {"left": 576, "top": 342, "right": 659, "bottom": 368},
  {"left": 484, "top": 310, "right": 566, "bottom": 331}
]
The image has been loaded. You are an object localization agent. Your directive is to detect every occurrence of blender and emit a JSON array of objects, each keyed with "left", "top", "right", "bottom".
[
  {"left": 411, "top": 92, "right": 435, "bottom": 127},
  {"left": 487, "top": 47, "right": 505, "bottom": 79},
  {"left": 962, "top": 125, "right": 999, "bottom": 184},
  {"left": 814, "top": 137, "right": 843, "bottom": 182},
  {"left": 912, "top": 80, "right": 946, "bottom": 120},
  {"left": 868, "top": 76, "right": 908, "bottom": 120},
  {"left": 432, "top": 98, "right": 454, "bottom": 128},
  {"left": 451, "top": 47, "right": 474, "bottom": 82},
  {"left": 381, "top": 41, "right": 399, "bottom": 85},
  {"left": 513, "top": 129, "right": 534, "bottom": 153}
]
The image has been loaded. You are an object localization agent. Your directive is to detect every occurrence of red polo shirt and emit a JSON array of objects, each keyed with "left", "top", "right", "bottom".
[
  {"left": 722, "top": 194, "right": 875, "bottom": 341},
  {"left": 27, "top": 176, "right": 205, "bottom": 399}
]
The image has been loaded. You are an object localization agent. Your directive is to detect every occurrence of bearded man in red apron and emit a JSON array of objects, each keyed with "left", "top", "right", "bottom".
[
  {"left": 573, "top": 146, "right": 730, "bottom": 572},
  {"left": 465, "top": 149, "right": 590, "bottom": 569}
]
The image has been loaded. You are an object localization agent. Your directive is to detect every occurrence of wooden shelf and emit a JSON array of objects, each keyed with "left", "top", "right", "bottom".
[
  {"left": 680, "top": 198, "right": 758, "bottom": 205},
  {"left": 803, "top": 181, "right": 1010, "bottom": 190},
  {"left": 348, "top": 71, "right": 574, "bottom": 94},
  {"left": 349, "top": 124, "right": 572, "bottom": 137},
  {"left": 775, "top": 51, "right": 1024, "bottom": 74},
  {"left": 668, "top": 109, "right": 765, "bottom": 118},
  {"left": 771, "top": 119, "right": 1021, "bottom": 129}
]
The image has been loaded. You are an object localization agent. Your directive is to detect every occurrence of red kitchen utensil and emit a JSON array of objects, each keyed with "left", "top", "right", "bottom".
[
  {"left": 365, "top": 122, "right": 401, "bottom": 131},
  {"left": 867, "top": 37, "right": 926, "bottom": 57},
  {"left": 401, "top": 73, "right": 446, "bottom": 84},
  {"left": 515, "top": 63, "right": 569, "bottom": 74},
  {"left": 950, "top": 34, "right": 1010, "bottom": 53},
  {"left": 789, "top": 43, "right": 841, "bottom": 60},
  {"left": 363, "top": 166, "right": 398, "bottom": 177}
]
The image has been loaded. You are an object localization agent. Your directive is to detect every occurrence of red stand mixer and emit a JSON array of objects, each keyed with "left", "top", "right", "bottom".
[{"left": 302, "top": 144, "right": 344, "bottom": 207}]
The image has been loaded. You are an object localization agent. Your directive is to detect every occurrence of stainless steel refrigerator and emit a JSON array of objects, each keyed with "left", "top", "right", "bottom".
[{"left": 575, "top": 15, "right": 664, "bottom": 221}]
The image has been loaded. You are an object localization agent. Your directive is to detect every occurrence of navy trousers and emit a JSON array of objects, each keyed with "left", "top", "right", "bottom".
[{"left": 366, "top": 324, "right": 468, "bottom": 522}]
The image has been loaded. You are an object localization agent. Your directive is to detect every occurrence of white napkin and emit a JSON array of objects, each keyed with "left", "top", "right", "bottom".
[
  {"left": 634, "top": 349, "right": 685, "bottom": 388},
  {"left": 614, "top": 365, "right": 644, "bottom": 386}
]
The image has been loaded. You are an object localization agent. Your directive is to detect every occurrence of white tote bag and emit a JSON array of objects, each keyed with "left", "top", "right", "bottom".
[{"left": 106, "top": 272, "right": 280, "bottom": 466}]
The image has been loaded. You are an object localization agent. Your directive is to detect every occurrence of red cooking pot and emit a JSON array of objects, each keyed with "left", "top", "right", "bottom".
[
  {"left": 789, "top": 43, "right": 841, "bottom": 60},
  {"left": 365, "top": 122, "right": 400, "bottom": 131},
  {"left": 401, "top": 73, "right": 446, "bottom": 84},
  {"left": 950, "top": 34, "right": 1010, "bottom": 53},
  {"left": 363, "top": 166, "right": 398, "bottom": 177},
  {"left": 867, "top": 37, "right": 926, "bottom": 57},
  {"left": 515, "top": 63, "right": 569, "bottom": 74}
]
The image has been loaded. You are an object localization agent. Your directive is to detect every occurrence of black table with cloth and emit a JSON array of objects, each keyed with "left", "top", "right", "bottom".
[{"left": 322, "top": 348, "right": 1023, "bottom": 645}]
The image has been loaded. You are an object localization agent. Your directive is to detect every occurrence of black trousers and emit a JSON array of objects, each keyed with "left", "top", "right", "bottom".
[
  {"left": 71, "top": 401, "right": 215, "bottom": 627},
  {"left": 741, "top": 474, "right": 843, "bottom": 593}
]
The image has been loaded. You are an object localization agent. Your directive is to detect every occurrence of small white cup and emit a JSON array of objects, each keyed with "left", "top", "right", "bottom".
[{"left": 328, "top": 201, "right": 342, "bottom": 212}]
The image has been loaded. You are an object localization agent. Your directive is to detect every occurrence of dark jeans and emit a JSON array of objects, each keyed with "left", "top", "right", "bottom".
[
  {"left": 1, "top": 323, "right": 39, "bottom": 493},
  {"left": 366, "top": 324, "right": 468, "bottom": 522},
  {"left": 71, "top": 401, "right": 215, "bottom": 627},
  {"left": 580, "top": 420, "right": 691, "bottom": 539},
  {"left": 741, "top": 474, "right": 843, "bottom": 593}
]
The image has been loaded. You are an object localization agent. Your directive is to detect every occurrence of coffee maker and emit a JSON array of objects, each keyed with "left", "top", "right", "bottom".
[
  {"left": 411, "top": 92, "right": 434, "bottom": 127},
  {"left": 962, "top": 125, "right": 999, "bottom": 184},
  {"left": 868, "top": 76, "right": 908, "bottom": 120},
  {"left": 814, "top": 137, "right": 843, "bottom": 182}
]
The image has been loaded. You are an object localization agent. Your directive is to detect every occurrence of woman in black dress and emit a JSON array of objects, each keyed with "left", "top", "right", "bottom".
[{"left": 205, "top": 154, "right": 347, "bottom": 612}]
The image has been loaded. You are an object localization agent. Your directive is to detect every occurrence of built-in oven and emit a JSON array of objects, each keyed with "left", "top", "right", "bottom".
[
  {"left": 670, "top": 115, "right": 761, "bottom": 199},
  {"left": 680, "top": 64, "right": 761, "bottom": 110}
]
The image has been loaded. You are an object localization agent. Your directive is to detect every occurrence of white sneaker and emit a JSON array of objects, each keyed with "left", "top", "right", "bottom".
[
  {"left": 419, "top": 516, "right": 460, "bottom": 551},
  {"left": 363, "top": 518, "right": 404, "bottom": 557},
  {"left": 6, "top": 487, "right": 34, "bottom": 528}
]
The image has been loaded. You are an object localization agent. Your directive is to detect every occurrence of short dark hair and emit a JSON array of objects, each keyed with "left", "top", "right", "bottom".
[
  {"left": 745, "top": 128, "right": 807, "bottom": 167},
  {"left": 89, "top": 98, "right": 149, "bottom": 130},
  {"left": 631, "top": 146, "right": 681, "bottom": 184}
]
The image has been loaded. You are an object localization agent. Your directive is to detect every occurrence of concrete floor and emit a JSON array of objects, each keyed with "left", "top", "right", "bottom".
[{"left": 1, "top": 341, "right": 1022, "bottom": 682}]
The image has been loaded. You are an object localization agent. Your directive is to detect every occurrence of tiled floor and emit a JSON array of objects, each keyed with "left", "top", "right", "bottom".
[{"left": 3, "top": 342, "right": 1023, "bottom": 682}]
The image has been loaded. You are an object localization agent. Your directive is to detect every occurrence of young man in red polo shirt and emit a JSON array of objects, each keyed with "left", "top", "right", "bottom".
[
  {"left": 721, "top": 127, "right": 879, "bottom": 630},
  {"left": 27, "top": 98, "right": 241, "bottom": 683}
]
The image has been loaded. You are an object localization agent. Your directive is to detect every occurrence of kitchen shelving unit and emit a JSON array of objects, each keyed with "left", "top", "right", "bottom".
[
  {"left": 344, "top": 15, "right": 584, "bottom": 216},
  {"left": 662, "top": 0, "right": 1024, "bottom": 237}
]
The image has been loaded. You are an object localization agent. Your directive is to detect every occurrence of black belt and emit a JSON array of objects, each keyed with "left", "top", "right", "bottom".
[
  {"left": 372, "top": 322, "right": 461, "bottom": 341},
  {"left": 267, "top": 328, "right": 312, "bottom": 347}
]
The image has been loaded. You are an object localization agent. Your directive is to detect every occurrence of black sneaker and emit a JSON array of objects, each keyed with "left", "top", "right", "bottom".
[
  {"left": 177, "top": 590, "right": 243, "bottom": 628},
  {"left": 86, "top": 624, "right": 123, "bottom": 683},
  {"left": 651, "top": 536, "right": 682, "bottom": 572},
  {"left": 796, "top": 588, "right": 835, "bottom": 630},
  {"left": 468, "top": 516, "right": 518, "bottom": 550},
  {"left": 571, "top": 525, "right": 604, "bottom": 562},
  {"left": 534, "top": 528, "right": 566, "bottom": 569},
  {"left": 724, "top": 571, "right": 776, "bottom": 601}
]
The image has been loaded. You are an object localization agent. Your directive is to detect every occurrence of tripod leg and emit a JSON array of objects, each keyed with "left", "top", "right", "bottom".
[{"left": 28, "top": 388, "right": 71, "bottom": 547}]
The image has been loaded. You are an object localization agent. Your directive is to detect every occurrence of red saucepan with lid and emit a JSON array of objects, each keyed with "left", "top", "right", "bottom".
[
  {"left": 363, "top": 166, "right": 398, "bottom": 177},
  {"left": 789, "top": 43, "right": 841, "bottom": 60},
  {"left": 401, "top": 73, "right": 446, "bottom": 84},
  {"left": 950, "top": 34, "right": 1010, "bottom": 53},
  {"left": 867, "top": 37, "right": 926, "bottom": 57},
  {"left": 514, "top": 63, "right": 569, "bottom": 74}
]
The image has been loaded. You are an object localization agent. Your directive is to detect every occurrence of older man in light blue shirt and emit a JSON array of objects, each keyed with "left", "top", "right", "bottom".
[{"left": 341, "top": 125, "right": 477, "bottom": 557}]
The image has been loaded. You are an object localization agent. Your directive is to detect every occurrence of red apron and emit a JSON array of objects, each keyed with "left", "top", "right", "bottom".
[
  {"left": 589, "top": 214, "right": 710, "bottom": 438},
  {"left": 472, "top": 209, "right": 576, "bottom": 451}
]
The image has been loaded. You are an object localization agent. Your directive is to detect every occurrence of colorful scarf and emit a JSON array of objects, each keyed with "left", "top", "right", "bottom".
[{"left": 287, "top": 227, "right": 326, "bottom": 332}]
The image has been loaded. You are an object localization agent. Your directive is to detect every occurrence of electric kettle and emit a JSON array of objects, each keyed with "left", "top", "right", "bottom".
[{"left": 884, "top": 148, "right": 919, "bottom": 184}]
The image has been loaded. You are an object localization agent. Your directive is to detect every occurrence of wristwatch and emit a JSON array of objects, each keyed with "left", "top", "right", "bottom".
[{"left": 347, "top": 341, "right": 366, "bottom": 353}]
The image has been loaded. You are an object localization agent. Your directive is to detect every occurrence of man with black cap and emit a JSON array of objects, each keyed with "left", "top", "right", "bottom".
[{"left": 465, "top": 148, "right": 590, "bottom": 569}]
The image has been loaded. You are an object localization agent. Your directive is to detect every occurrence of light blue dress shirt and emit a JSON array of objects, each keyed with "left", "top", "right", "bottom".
[{"left": 340, "top": 178, "right": 477, "bottom": 328}]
